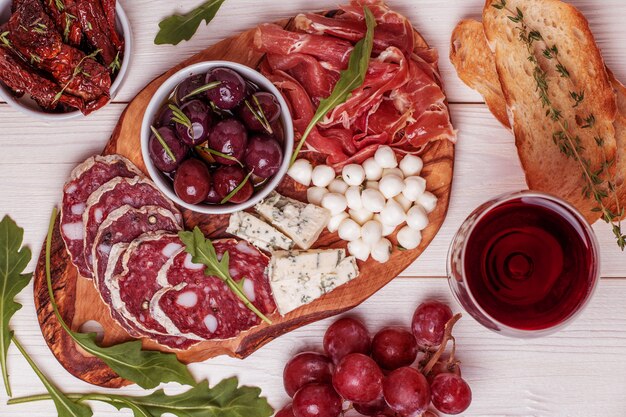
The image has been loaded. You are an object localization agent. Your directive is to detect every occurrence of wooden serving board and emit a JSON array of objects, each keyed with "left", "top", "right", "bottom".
[{"left": 33, "top": 15, "right": 455, "bottom": 388}]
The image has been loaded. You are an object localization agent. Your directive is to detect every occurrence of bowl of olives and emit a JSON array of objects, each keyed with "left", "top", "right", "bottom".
[{"left": 140, "top": 61, "right": 294, "bottom": 214}]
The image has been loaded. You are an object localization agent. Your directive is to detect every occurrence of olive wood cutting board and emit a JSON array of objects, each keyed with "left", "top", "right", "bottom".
[{"left": 33, "top": 14, "right": 455, "bottom": 388}]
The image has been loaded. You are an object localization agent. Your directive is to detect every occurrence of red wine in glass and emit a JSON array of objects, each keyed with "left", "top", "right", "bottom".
[{"left": 448, "top": 191, "right": 599, "bottom": 336}]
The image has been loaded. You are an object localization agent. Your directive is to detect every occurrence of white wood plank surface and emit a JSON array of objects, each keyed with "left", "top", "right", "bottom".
[{"left": 1, "top": 0, "right": 626, "bottom": 415}]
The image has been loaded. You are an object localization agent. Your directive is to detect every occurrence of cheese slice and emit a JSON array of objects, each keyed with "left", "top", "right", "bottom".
[
  {"left": 255, "top": 192, "right": 330, "bottom": 250},
  {"left": 269, "top": 248, "right": 346, "bottom": 280},
  {"left": 226, "top": 211, "right": 294, "bottom": 252}
]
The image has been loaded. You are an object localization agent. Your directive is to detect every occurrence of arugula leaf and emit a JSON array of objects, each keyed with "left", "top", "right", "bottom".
[
  {"left": 45, "top": 208, "right": 195, "bottom": 389},
  {"left": 0, "top": 215, "right": 32, "bottom": 397},
  {"left": 9, "top": 377, "right": 274, "bottom": 417},
  {"left": 179, "top": 228, "right": 272, "bottom": 324},
  {"left": 290, "top": 6, "right": 376, "bottom": 165},
  {"left": 12, "top": 337, "right": 93, "bottom": 417},
  {"left": 155, "top": 0, "right": 226, "bottom": 46}
]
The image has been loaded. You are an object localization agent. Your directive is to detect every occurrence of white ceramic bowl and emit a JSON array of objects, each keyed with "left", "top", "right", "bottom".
[
  {"left": 141, "top": 61, "right": 294, "bottom": 215},
  {"left": 0, "top": 0, "right": 132, "bottom": 121}
]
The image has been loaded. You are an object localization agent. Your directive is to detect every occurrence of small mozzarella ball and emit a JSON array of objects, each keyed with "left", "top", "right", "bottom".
[
  {"left": 365, "top": 181, "right": 379, "bottom": 190},
  {"left": 361, "top": 220, "right": 383, "bottom": 245},
  {"left": 417, "top": 191, "right": 438, "bottom": 213},
  {"left": 328, "top": 178, "right": 349, "bottom": 194},
  {"left": 348, "top": 238, "right": 370, "bottom": 261},
  {"left": 374, "top": 214, "right": 397, "bottom": 237},
  {"left": 311, "top": 165, "right": 335, "bottom": 188},
  {"left": 406, "top": 205, "right": 429, "bottom": 231},
  {"left": 374, "top": 145, "right": 397, "bottom": 168},
  {"left": 394, "top": 194, "right": 413, "bottom": 212},
  {"left": 397, "top": 225, "right": 422, "bottom": 250},
  {"left": 338, "top": 218, "right": 361, "bottom": 242},
  {"left": 379, "top": 175, "right": 405, "bottom": 199},
  {"left": 363, "top": 157, "right": 383, "bottom": 181},
  {"left": 380, "top": 199, "right": 407, "bottom": 227},
  {"left": 399, "top": 154, "right": 423, "bottom": 177},
  {"left": 288, "top": 159, "right": 313, "bottom": 186},
  {"left": 361, "top": 189, "right": 386, "bottom": 213},
  {"left": 345, "top": 186, "right": 363, "bottom": 210},
  {"left": 383, "top": 168, "right": 404, "bottom": 179},
  {"left": 306, "top": 187, "right": 329, "bottom": 206},
  {"left": 328, "top": 212, "right": 349, "bottom": 233},
  {"left": 403, "top": 176, "right": 427, "bottom": 202},
  {"left": 371, "top": 238, "right": 392, "bottom": 263},
  {"left": 342, "top": 164, "right": 366, "bottom": 186},
  {"left": 321, "top": 193, "right": 347, "bottom": 215},
  {"left": 349, "top": 208, "right": 374, "bottom": 225}
]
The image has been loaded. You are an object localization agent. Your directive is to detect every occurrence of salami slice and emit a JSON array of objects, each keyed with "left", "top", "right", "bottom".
[
  {"left": 82, "top": 177, "right": 182, "bottom": 279},
  {"left": 60, "top": 155, "right": 142, "bottom": 278},
  {"left": 150, "top": 239, "right": 276, "bottom": 340}
]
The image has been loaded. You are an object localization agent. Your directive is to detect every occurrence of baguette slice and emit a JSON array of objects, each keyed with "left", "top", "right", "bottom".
[
  {"left": 451, "top": 18, "right": 626, "bottom": 220},
  {"left": 482, "top": 0, "right": 617, "bottom": 223}
]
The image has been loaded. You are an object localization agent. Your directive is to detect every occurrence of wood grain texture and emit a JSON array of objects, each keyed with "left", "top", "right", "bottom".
[{"left": 31, "top": 17, "right": 454, "bottom": 387}]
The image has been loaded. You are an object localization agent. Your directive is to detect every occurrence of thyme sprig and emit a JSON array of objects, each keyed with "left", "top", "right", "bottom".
[
  {"left": 492, "top": 0, "right": 626, "bottom": 249},
  {"left": 0, "top": 31, "right": 11, "bottom": 48},
  {"left": 150, "top": 125, "right": 177, "bottom": 163},
  {"left": 195, "top": 145, "right": 243, "bottom": 167},
  {"left": 108, "top": 51, "right": 121, "bottom": 73},
  {"left": 63, "top": 13, "right": 76, "bottom": 43},
  {"left": 168, "top": 103, "right": 192, "bottom": 129},
  {"left": 244, "top": 95, "right": 273, "bottom": 134},
  {"left": 181, "top": 81, "right": 221, "bottom": 101},
  {"left": 53, "top": 0, "right": 64, "bottom": 11},
  {"left": 221, "top": 171, "right": 253, "bottom": 204},
  {"left": 53, "top": 49, "right": 101, "bottom": 103}
]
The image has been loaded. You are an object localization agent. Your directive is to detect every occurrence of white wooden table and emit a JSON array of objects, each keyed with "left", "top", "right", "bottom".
[{"left": 2, "top": 1, "right": 626, "bottom": 416}]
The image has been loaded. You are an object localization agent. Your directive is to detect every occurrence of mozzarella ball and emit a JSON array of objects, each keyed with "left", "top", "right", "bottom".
[
  {"left": 288, "top": 159, "right": 313, "bottom": 186},
  {"left": 345, "top": 186, "right": 363, "bottom": 210},
  {"left": 417, "top": 191, "right": 438, "bottom": 213},
  {"left": 380, "top": 199, "right": 407, "bottom": 227},
  {"left": 349, "top": 208, "right": 374, "bottom": 225},
  {"left": 397, "top": 225, "right": 422, "bottom": 250},
  {"left": 342, "top": 164, "right": 366, "bottom": 186},
  {"left": 365, "top": 181, "right": 379, "bottom": 190},
  {"left": 361, "top": 189, "right": 386, "bottom": 213},
  {"left": 363, "top": 157, "right": 383, "bottom": 181},
  {"left": 307, "top": 187, "right": 329, "bottom": 206},
  {"left": 399, "top": 154, "right": 423, "bottom": 177},
  {"left": 379, "top": 175, "right": 405, "bottom": 199},
  {"left": 327, "top": 212, "right": 349, "bottom": 233},
  {"left": 321, "top": 193, "right": 348, "bottom": 215},
  {"left": 371, "top": 238, "right": 392, "bottom": 263},
  {"left": 361, "top": 220, "right": 383, "bottom": 245},
  {"left": 338, "top": 218, "right": 361, "bottom": 242},
  {"left": 406, "top": 205, "right": 429, "bottom": 231},
  {"left": 374, "top": 145, "right": 397, "bottom": 168},
  {"left": 348, "top": 238, "right": 370, "bottom": 261},
  {"left": 403, "top": 176, "right": 427, "bottom": 202},
  {"left": 311, "top": 165, "right": 335, "bottom": 188},
  {"left": 328, "top": 178, "right": 349, "bottom": 194},
  {"left": 394, "top": 194, "right": 413, "bottom": 212},
  {"left": 383, "top": 168, "right": 404, "bottom": 179},
  {"left": 374, "top": 214, "right": 397, "bottom": 237}
]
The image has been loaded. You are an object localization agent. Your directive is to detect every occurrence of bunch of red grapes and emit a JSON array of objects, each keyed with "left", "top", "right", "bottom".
[{"left": 276, "top": 301, "right": 471, "bottom": 417}]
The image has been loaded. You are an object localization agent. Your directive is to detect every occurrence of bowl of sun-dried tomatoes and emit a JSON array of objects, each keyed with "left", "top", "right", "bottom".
[{"left": 0, "top": 0, "right": 131, "bottom": 120}]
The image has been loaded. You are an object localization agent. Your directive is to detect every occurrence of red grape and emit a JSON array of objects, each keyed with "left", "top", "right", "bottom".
[
  {"left": 332, "top": 353, "right": 383, "bottom": 403},
  {"left": 208, "top": 119, "right": 248, "bottom": 165},
  {"left": 244, "top": 135, "right": 283, "bottom": 178},
  {"left": 239, "top": 92, "right": 281, "bottom": 132},
  {"left": 430, "top": 373, "right": 472, "bottom": 415},
  {"left": 284, "top": 352, "right": 333, "bottom": 398},
  {"left": 276, "top": 404, "right": 296, "bottom": 417},
  {"left": 175, "top": 74, "right": 205, "bottom": 103},
  {"left": 371, "top": 327, "right": 418, "bottom": 370},
  {"left": 206, "top": 68, "right": 247, "bottom": 110},
  {"left": 411, "top": 301, "right": 453, "bottom": 348},
  {"left": 323, "top": 317, "right": 371, "bottom": 363},
  {"left": 382, "top": 367, "right": 430, "bottom": 417},
  {"left": 426, "top": 359, "right": 461, "bottom": 384},
  {"left": 292, "top": 383, "right": 342, "bottom": 417},
  {"left": 352, "top": 395, "right": 388, "bottom": 416},
  {"left": 175, "top": 100, "right": 212, "bottom": 146},
  {"left": 149, "top": 126, "right": 187, "bottom": 173},
  {"left": 173, "top": 158, "right": 211, "bottom": 204},
  {"left": 213, "top": 165, "right": 253, "bottom": 204}
]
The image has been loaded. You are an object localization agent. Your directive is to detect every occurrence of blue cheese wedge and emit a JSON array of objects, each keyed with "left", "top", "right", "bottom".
[
  {"left": 226, "top": 212, "right": 294, "bottom": 252},
  {"left": 268, "top": 249, "right": 359, "bottom": 315},
  {"left": 255, "top": 192, "right": 331, "bottom": 250}
]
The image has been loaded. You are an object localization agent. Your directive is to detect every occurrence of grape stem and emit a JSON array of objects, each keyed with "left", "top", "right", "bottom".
[{"left": 421, "top": 313, "right": 461, "bottom": 375}]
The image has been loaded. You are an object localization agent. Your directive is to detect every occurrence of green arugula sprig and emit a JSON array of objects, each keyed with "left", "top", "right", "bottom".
[
  {"left": 0, "top": 216, "right": 33, "bottom": 397},
  {"left": 182, "top": 81, "right": 221, "bottom": 101},
  {"left": 492, "top": 0, "right": 626, "bottom": 249},
  {"left": 8, "top": 377, "right": 274, "bottom": 417},
  {"left": 290, "top": 6, "right": 376, "bottom": 165},
  {"left": 44, "top": 208, "right": 196, "bottom": 389},
  {"left": 179, "top": 228, "right": 271, "bottom": 324},
  {"left": 155, "top": 0, "right": 226, "bottom": 46}
]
